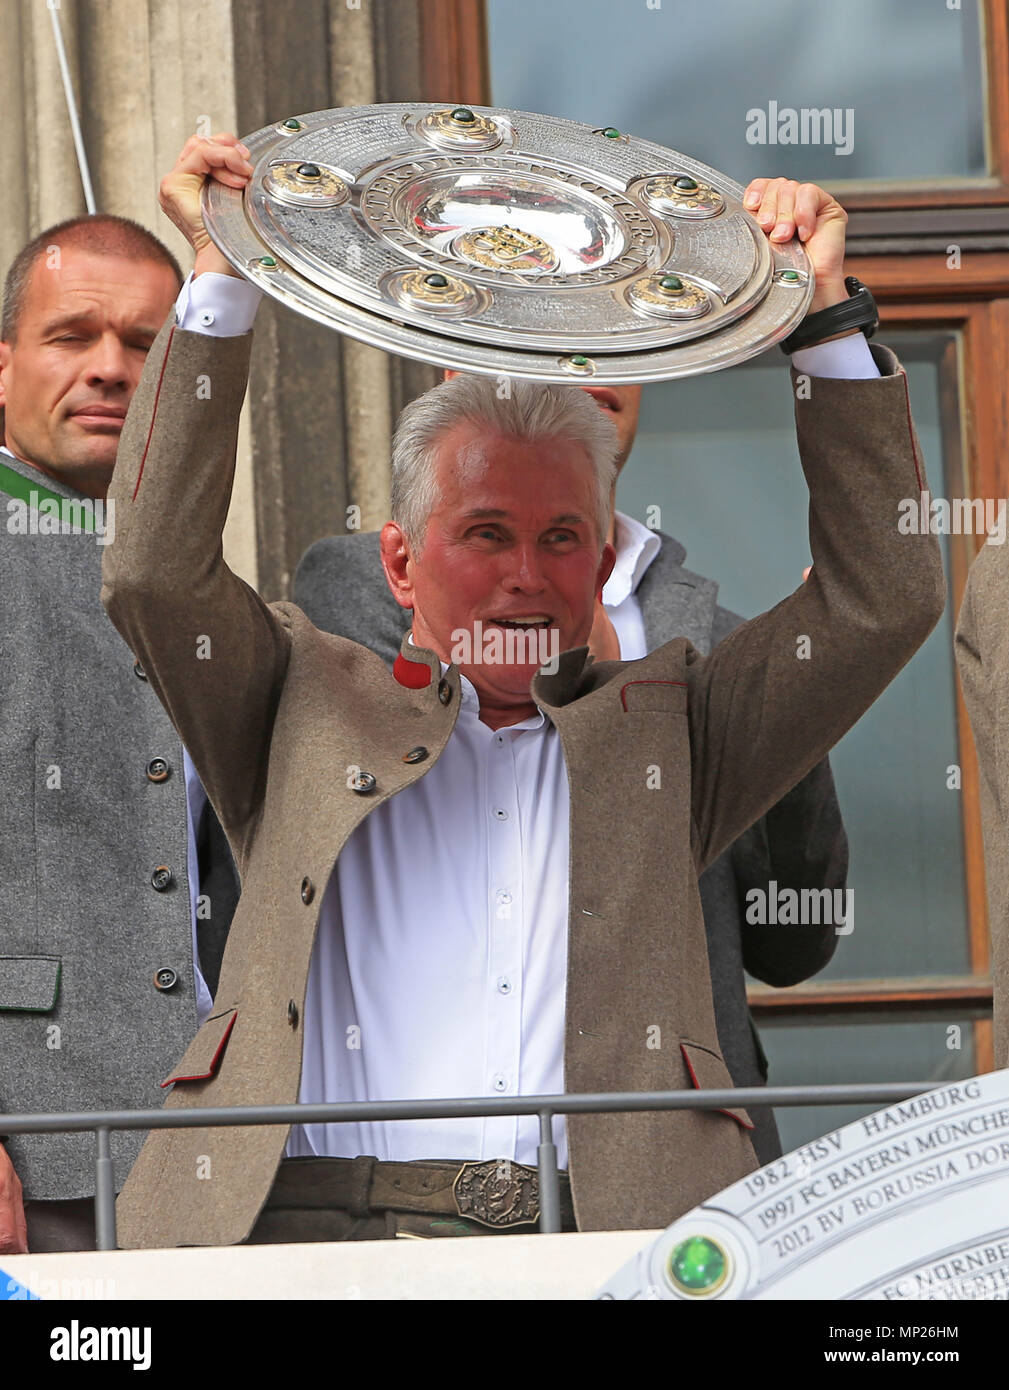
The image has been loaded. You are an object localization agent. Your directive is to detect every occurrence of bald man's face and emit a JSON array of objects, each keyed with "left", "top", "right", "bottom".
[{"left": 0, "top": 246, "right": 179, "bottom": 498}]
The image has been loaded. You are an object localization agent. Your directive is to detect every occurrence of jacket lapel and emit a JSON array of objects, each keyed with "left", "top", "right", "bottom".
[{"left": 637, "top": 533, "right": 719, "bottom": 655}]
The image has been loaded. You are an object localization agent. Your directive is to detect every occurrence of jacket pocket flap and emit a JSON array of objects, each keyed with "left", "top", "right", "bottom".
[
  {"left": 619, "top": 679, "right": 687, "bottom": 713},
  {"left": 0, "top": 956, "right": 61, "bottom": 1012},
  {"left": 680, "top": 1039, "right": 754, "bottom": 1130},
  {"left": 162, "top": 1008, "right": 238, "bottom": 1087}
]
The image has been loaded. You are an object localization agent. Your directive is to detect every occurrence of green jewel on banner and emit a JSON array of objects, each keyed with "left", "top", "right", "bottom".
[{"left": 668, "top": 1234, "right": 729, "bottom": 1295}]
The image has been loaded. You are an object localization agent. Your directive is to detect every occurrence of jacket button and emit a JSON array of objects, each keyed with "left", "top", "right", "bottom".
[
  {"left": 351, "top": 771, "right": 376, "bottom": 794},
  {"left": 288, "top": 999, "right": 299, "bottom": 1028},
  {"left": 300, "top": 876, "right": 315, "bottom": 904},
  {"left": 133, "top": 659, "right": 148, "bottom": 682},
  {"left": 146, "top": 758, "right": 171, "bottom": 783},
  {"left": 153, "top": 967, "right": 178, "bottom": 992},
  {"left": 438, "top": 679, "right": 452, "bottom": 706},
  {"left": 151, "top": 865, "right": 173, "bottom": 891},
  {"left": 402, "top": 746, "right": 428, "bottom": 764}
]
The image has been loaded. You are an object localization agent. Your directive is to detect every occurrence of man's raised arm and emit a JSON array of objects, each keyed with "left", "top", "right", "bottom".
[
  {"left": 101, "top": 135, "right": 288, "bottom": 850},
  {"left": 687, "top": 347, "right": 945, "bottom": 873}
]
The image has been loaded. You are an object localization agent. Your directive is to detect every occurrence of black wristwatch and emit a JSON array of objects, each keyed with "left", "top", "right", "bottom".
[{"left": 780, "top": 275, "right": 878, "bottom": 354}]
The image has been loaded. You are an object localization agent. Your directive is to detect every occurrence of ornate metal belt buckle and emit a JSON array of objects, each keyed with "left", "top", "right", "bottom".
[
  {"left": 202, "top": 102, "right": 813, "bottom": 384},
  {"left": 452, "top": 1159, "right": 540, "bottom": 1229}
]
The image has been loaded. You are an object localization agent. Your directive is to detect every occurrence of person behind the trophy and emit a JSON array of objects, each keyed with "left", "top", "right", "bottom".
[
  {"left": 955, "top": 530, "right": 1009, "bottom": 1071},
  {"left": 295, "top": 367, "right": 851, "bottom": 1170},
  {"left": 102, "top": 134, "right": 944, "bottom": 1249},
  {"left": 0, "top": 215, "right": 239, "bottom": 1255}
]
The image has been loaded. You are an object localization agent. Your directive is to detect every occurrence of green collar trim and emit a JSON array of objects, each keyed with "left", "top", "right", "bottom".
[{"left": 0, "top": 457, "right": 96, "bottom": 533}]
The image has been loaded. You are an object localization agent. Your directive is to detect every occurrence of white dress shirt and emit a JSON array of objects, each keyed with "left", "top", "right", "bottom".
[
  {"left": 288, "top": 657, "right": 572, "bottom": 1165},
  {"left": 174, "top": 270, "right": 881, "bottom": 1165},
  {"left": 603, "top": 510, "right": 662, "bottom": 660}
]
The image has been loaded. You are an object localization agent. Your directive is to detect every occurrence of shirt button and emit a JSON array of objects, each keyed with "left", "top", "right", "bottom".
[
  {"left": 492, "top": 807, "right": 509, "bottom": 821},
  {"left": 438, "top": 679, "right": 452, "bottom": 706},
  {"left": 146, "top": 758, "right": 171, "bottom": 783},
  {"left": 198, "top": 309, "right": 216, "bottom": 327},
  {"left": 151, "top": 865, "right": 173, "bottom": 891},
  {"left": 350, "top": 771, "right": 377, "bottom": 794},
  {"left": 300, "top": 876, "right": 315, "bottom": 905},
  {"left": 496, "top": 890, "right": 512, "bottom": 906},
  {"left": 492, "top": 1074, "right": 509, "bottom": 1092},
  {"left": 133, "top": 658, "right": 148, "bottom": 682},
  {"left": 496, "top": 977, "right": 512, "bottom": 995},
  {"left": 402, "top": 746, "right": 428, "bottom": 764},
  {"left": 153, "top": 967, "right": 178, "bottom": 992}
]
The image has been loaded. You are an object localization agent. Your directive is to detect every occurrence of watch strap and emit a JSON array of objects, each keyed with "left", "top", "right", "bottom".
[{"left": 781, "top": 275, "right": 879, "bottom": 355}]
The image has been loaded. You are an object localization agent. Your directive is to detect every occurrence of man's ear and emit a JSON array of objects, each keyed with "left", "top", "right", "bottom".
[
  {"left": 0, "top": 340, "right": 11, "bottom": 412},
  {"left": 380, "top": 521, "right": 416, "bottom": 611},
  {"left": 596, "top": 540, "right": 616, "bottom": 598}
]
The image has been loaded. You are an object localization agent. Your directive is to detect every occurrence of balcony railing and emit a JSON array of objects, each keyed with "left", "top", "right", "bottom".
[{"left": 0, "top": 1080, "right": 938, "bottom": 1250}]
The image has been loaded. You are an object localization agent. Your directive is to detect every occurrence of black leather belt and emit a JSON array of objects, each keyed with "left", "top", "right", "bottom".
[{"left": 268, "top": 1155, "right": 574, "bottom": 1231}]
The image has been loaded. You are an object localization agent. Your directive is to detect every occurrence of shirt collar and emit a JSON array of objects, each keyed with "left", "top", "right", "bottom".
[
  {"left": 602, "top": 509, "right": 662, "bottom": 608},
  {"left": 407, "top": 631, "right": 548, "bottom": 731}
]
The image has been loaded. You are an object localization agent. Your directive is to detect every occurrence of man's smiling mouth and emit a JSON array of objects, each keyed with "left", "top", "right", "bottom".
[{"left": 486, "top": 615, "right": 553, "bottom": 629}]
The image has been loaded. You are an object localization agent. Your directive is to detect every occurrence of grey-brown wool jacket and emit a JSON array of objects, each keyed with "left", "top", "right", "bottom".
[
  {"left": 955, "top": 537, "right": 1009, "bottom": 1070},
  {"left": 101, "top": 315, "right": 944, "bottom": 1248}
]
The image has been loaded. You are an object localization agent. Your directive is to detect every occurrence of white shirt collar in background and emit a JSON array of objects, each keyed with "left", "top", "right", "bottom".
[{"left": 603, "top": 508, "right": 662, "bottom": 607}]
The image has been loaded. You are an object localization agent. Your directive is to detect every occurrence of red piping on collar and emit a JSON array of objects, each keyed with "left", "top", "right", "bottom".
[
  {"left": 393, "top": 653, "right": 433, "bottom": 689},
  {"left": 620, "top": 679, "right": 686, "bottom": 711},
  {"left": 680, "top": 1042, "right": 755, "bottom": 1130},
  {"left": 133, "top": 324, "right": 176, "bottom": 501},
  {"left": 161, "top": 1009, "right": 236, "bottom": 1086},
  {"left": 900, "top": 369, "right": 925, "bottom": 494}
]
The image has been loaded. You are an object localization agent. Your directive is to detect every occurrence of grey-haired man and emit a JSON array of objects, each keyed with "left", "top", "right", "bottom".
[
  {"left": 295, "top": 393, "right": 848, "bottom": 1170},
  {"left": 100, "top": 137, "right": 942, "bottom": 1247}
]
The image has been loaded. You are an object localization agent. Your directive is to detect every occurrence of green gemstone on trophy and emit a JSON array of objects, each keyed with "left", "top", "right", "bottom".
[
  {"left": 282, "top": 118, "right": 302, "bottom": 131},
  {"left": 570, "top": 355, "right": 588, "bottom": 366},
  {"left": 296, "top": 163, "right": 321, "bottom": 179},
  {"left": 602, "top": 127, "right": 621, "bottom": 139},
  {"left": 780, "top": 269, "right": 801, "bottom": 282},
  {"left": 659, "top": 275, "right": 683, "bottom": 293},
  {"left": 673, "top": 176, "right": 698, "bottom": 191},
  {"left": 668, "top": 1235, "right": 727, "bottom": 1293},
  {"left": 258, "top": 256, "right": 277, "bottom": 269},
  {"left": 424, "top": 273, "right": 449, "bottom": 289},
  {"left": 451, "top": 107, "right": 476, "bottom": 123}
]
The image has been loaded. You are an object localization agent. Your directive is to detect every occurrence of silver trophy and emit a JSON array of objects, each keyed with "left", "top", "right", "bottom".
[
  {"left": 203, "top": 103, "right": 813, "bottom": 384},
  {"left": 597, "top": 1069, "right": 1009, "bottom": 1300}
]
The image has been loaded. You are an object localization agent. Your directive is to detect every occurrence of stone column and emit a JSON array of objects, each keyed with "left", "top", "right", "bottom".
[
  {"left": 0, "top": 0, "right": 451, "bottom": 596},
  {"left": 230, "top": 0, "right": 440, "bottom": 599}
]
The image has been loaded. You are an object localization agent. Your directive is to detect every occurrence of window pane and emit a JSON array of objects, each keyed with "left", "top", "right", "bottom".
[
  {"left": 487, "top": 0, "right": 987, "bottom": 185},
  {"left": 761, "top": 1019, "right": 978, "bottom": 1152},
  {"left": 615, "top": 331, "right": 969, "bottom": 979}
]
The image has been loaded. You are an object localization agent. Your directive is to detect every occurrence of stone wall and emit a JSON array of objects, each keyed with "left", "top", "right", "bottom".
[{"left": 0, "top": 0, "right": 442, "bottom": 593}]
